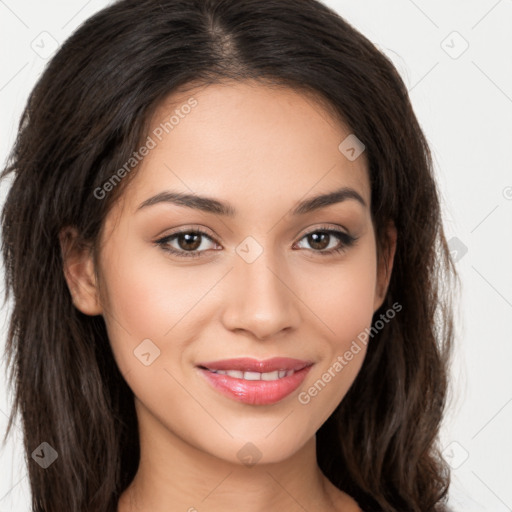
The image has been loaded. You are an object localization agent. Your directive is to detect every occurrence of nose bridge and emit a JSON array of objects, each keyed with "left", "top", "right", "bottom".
[{"left": 220, "top": 237, "right": 300, "bottom": 339}]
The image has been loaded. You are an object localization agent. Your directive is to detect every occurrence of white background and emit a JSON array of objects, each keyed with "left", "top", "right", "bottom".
[{"left": 1, "top": 1, "right": 511, "bottom": 510}]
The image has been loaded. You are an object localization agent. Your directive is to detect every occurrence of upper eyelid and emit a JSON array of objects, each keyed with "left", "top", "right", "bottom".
[{"left": 157, "top": 227, "right": 217, "bottom": 243}]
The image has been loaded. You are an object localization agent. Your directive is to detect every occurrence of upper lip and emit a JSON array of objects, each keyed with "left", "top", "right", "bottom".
[{"left": 197, "top": 357, "right": 313, "bottom": 373}]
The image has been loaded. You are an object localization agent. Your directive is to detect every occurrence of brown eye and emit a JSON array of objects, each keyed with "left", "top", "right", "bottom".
[
  {"left": 295, "top": 228, "right": 357, "bottom": 256},
  {"left": 155, "top": 229, "right": 219, "bottom": 258},
  {"left": 306, "top": 232, "right": 331, "bottom": 251},
  {"left": 176, "top": 232, "right": 202, "bottom": 251}
]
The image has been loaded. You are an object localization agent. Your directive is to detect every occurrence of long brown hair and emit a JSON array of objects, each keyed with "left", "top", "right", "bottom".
[{"left": 1, "top": 0, "right": 457, "bottom": 510}]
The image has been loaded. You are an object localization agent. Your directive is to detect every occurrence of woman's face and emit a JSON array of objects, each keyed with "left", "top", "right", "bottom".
[{"left": 75, "top": 80, "right": 394, "bottom": 465}]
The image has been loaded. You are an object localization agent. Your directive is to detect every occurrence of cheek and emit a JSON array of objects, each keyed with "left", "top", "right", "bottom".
[
  {"left": 294, "top": 241, "right": 378, "bottom": 420},
  {"left": 99, "top": 224, "right": 216, "bottom": 336},
  {"left": 96, "top": 231, "right": 189, "bottom": 375},
  {"left": 301, "top": 239, "right": 378, "bottom": 347}
]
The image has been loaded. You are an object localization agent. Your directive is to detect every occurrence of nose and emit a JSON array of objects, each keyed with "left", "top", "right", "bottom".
[{"left": 220, "top": 249, "right": 301, "bottom": 341}]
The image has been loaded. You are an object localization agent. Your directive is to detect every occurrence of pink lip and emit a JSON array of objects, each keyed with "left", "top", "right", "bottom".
[{"left": 197, "top": 357, "right": 313, "bottom": 405}]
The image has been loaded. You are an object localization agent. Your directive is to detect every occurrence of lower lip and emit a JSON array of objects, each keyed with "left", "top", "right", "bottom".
[{"left": 198, "top": 366, "right": 312, "bottom": 405}]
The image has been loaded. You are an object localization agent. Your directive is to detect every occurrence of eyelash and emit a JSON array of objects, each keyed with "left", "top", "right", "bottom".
[{"left": 155, "top": 225, "right": 358, "bottom": 259}]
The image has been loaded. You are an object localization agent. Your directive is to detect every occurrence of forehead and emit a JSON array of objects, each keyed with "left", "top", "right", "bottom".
[{"left": 120, "top": 80, "right": 370, "bottom": 214}]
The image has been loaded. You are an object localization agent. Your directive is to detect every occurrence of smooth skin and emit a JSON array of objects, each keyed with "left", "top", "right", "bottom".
[{"left": 61, "top": 80, "right": 396, "bottom": 512}]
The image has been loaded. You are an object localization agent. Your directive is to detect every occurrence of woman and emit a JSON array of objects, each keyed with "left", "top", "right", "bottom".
[{"left": 1, "top": 0, "right": 457, "bottom": 510}]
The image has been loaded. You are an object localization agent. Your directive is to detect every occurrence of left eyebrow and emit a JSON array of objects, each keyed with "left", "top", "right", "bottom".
[
  {"left": 136, "top": 186, "right": 367, "bottom": 216},
  {"left": 291, "top": 186, "right": 367, "bottom": 215}
]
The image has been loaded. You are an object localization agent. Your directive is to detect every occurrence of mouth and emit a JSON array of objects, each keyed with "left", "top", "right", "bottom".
[{"left": 196, "top": 357, "right": 313, "bottom": 405}]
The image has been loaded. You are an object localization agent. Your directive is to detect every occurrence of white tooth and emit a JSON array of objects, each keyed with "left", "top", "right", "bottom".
[
  {"left": 225, "top": 370, "right": 244, "bottom": 379},
  {"left": 213, "top": 369, "right": 294, "bottom": 380},
  {"left": 261, "top": 370, "right": 280, "bottom": 381},
  {"left": 243, "top": 371, "right": 261, "bottom": 380}
]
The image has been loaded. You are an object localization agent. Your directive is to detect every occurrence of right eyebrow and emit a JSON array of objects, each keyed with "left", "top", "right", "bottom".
[{"left": 137, "top": 191, "right": 236, "bottom": 216}]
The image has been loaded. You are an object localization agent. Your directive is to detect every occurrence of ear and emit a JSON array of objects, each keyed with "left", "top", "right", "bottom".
[
  {"left": 373, "top": 221, "right": 397, "bottom": 312},
  {"left": 59, "top": 226, "right": 103, "bottom": 316}
]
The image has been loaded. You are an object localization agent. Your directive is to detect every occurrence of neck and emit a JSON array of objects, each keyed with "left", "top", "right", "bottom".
[{"left": 118, "top": 398, "right": 342, "bottom": 512}]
